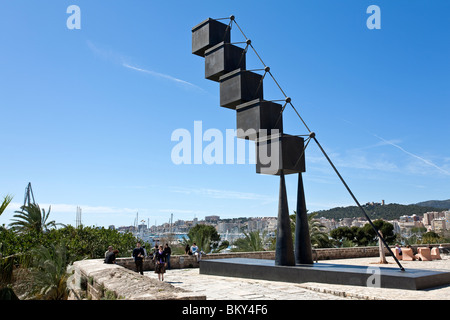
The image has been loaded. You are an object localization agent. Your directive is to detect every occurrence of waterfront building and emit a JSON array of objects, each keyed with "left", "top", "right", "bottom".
[{"left": 433, "top": 218, "right": 447, "bottom": 233}]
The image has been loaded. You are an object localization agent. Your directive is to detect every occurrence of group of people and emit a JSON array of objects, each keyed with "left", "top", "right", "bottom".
[
  {"left": 103, "top": 242, "right": 172, "bottom": 281},
  {"left": 104, "top": 241, "right": 205, "bottom": 280}
]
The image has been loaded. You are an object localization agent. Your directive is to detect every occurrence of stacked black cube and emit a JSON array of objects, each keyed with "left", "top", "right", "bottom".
[{"left": 192, "top": 17, "right": 305, "bottom": 176}]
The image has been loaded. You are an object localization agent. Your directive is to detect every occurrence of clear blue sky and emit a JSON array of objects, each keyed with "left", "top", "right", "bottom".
[{"left": 1, "top": 1, "right": 449, "bottom": 228}]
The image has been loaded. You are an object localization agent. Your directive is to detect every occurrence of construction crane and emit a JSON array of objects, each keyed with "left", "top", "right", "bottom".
[
  {"left": 23, "top": 182, "right": 36, "bottom": 207},
  {"left": 134, "top": 212, "right": 139, "bottom": 231},
  {"left": 76, "top": 206, "right": 82, "bottom": 228}
]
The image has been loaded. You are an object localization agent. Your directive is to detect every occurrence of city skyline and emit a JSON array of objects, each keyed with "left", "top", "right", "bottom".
[
  {"left": 1, "top": 1, "right": 449, "bottom": 228},
  {"left": 119, "top": 208, "right": 450, "bottom": 241}
]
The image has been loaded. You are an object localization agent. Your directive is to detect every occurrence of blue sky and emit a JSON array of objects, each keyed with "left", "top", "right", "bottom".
[{"left": 1, "top": 1, "right": 449, "bottom": 228}]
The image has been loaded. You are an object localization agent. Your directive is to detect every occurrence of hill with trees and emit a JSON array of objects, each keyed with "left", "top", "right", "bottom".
[
  {"left": 311, "top": 203, "right": 440, "bottom": 221},
  {"left": 415, "top": 199, "right": 450, "bottom": 210}
]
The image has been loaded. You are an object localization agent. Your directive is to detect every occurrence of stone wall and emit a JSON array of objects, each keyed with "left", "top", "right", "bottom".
[
  {"left": 116, "top": 244, "right": 450, "bottom": 272},
  {"left": 116, "top": 250, "right": 275, "bottom": 271},
  {"left": 68, "top": 259, "right": 206, "bottom": 300}
]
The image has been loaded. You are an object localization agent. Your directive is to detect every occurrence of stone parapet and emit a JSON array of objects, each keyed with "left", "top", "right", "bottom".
[
  {"left": 115, "top": 244, "right": 450, "bottom": 271},
  {"left": 67, "top": 259, "right": 206, "bottom": 300},
  {"left": 115, "top": 251, "right": 276, "bottom": 271}
]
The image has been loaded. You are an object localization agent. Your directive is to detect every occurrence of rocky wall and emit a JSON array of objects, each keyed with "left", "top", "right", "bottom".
[{"left": 115, "top": 244, "right": 450, "bottom": 271}]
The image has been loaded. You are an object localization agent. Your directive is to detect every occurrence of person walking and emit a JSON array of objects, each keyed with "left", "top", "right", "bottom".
[
  {"left": 132, "top": 242, "right": 145, "bottom": 275},
  {"left": 154, "top": 245, "right": 167, "bottom": 281},
  {"left": 164, "top": 243, "right": 172, "bottom": 270}
]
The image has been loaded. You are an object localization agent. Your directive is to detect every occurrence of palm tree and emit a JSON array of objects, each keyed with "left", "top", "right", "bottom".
[
  {"left": 290, "top": 211, "right": 331, "bottom": 248},
  {"left": 9, "top": 203, "right": 59, "bottom": 234},
  {"left": 308, "top": 212, "right": 331, "bottom": 248},
  {"left": 0, "top": 195, "right": 14, "bottom": 286},
  {"left": 233, "top": 230, "right": 268, "bottom": 252},
  {"left": 27, "top": 243, "right": 71, "bottom": 300}
]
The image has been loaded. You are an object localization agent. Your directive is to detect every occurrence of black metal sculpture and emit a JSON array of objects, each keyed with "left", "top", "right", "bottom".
[{"left": 192, "top": 16, "right": 404, "bottom": 271}]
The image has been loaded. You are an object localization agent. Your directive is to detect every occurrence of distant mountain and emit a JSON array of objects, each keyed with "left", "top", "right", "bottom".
[
  {"left": 415, "top": 199, "right": 450, "bottom": 210},
  {"left": 311, "top": 203, "right": 440, "bottom": 221}
]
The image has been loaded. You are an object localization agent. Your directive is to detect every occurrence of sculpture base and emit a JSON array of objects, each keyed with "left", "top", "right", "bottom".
[{"left": 199, "top": 258, "right": 450, "bottom": 290}]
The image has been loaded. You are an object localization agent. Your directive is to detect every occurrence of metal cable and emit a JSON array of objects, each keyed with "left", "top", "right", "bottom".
[
  {"left": 312, "top": 135, "right": 405, "bottom": 271},
  {"left": 293, "top": 136, "right": 311, "bottom": 169},
  {"left": 233, "top": 19, "right": 249, "bottom": 41}
]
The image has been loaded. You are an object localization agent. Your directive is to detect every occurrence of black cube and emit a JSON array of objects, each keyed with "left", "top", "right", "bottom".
[
  {"left": 192, "top": 18, "right": 231, "bottom": 57},
  {"left": 236, "top": 99, "right": 283, "bottom": 141},
  {"left": 256, "top": 134, "right": 306, "bottom": 175},
  {"left": 219, "top": 69, "right": 263, "bottom": 109},
  {"left": 204, "top": 42, "right": 246, "bottom": 82}
]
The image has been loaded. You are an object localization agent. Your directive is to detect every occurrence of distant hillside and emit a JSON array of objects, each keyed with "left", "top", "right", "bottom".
[
  {"left": 415, "top": 199, "right": 450, "bottom": 210},
  {"left": 311, "top": 203, "right": 440, "bottom": 221}
]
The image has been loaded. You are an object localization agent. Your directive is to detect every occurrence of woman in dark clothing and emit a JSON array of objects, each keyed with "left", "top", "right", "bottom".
[{"left": 154, "top": 245, "right": 167, "bottom": 281}]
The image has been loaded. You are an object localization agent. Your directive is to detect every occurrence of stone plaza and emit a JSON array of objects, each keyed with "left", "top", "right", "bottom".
[
  {"left": 149, "top": 255, "right": 450, "bottom": 300},
  {"left": 69, "top": 245, "right": 450, "bottom": 300}
]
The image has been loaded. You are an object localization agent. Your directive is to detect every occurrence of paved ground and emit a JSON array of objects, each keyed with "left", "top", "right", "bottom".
[
  {"left": 146, "top": 268, "right": 350, "bottom": 300},
  {"left": 144, "top": 255, "right": 450, "bottom": 300}
]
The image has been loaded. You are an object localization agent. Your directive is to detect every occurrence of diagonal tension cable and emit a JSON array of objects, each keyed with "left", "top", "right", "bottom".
[{"left": 311, "top": 133, "right": 405, "bottom": 271}]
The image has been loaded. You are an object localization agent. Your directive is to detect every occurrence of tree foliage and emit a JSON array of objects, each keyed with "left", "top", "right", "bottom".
[
  {"left": 330, "top": 220, "right": 396, "bottom": 247},
  {"left": 289, "top": 211, "right": 332, "bottom": 248},
  {"left": 26, "top": 243, "right": 72, "bottom": 300},
  {"left": 420, "top": 231, "right": 444, "bottom": 244},
  {"left": 312, "top": 203, "right": 440, "bottom": 220},
  {"left": 1, "top": 225, "right": 142, "bottom": 261},
  {"left": 184, "top": 224, "right": 221, "bottom": 254},
  {"left": 0, "top": 223, "right": 147, "bottom": 299},
  {"left": 415, "top": 199, "right": 450, "bottom": 210},
  {"left": 233, "top": 230, "right": 270, "bottom": 252}
]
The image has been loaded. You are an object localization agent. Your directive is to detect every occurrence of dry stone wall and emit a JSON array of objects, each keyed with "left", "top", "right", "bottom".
[
  {"left": 67, "top": 259, "right": 206, "bottom": 300},
  {"left": 116, "top": 244, "right": 450, "bottom": 272}
]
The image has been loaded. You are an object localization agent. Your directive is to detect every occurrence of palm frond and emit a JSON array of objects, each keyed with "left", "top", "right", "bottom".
[
  {"left": 27, "top": 243, "right": 71, "bottom": 300},
  {"left": 9, "top": 203, "right": 60, "bottom": 234},
  {"left": 0, "top": 194, "right": 13, "bottom": 215}
]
